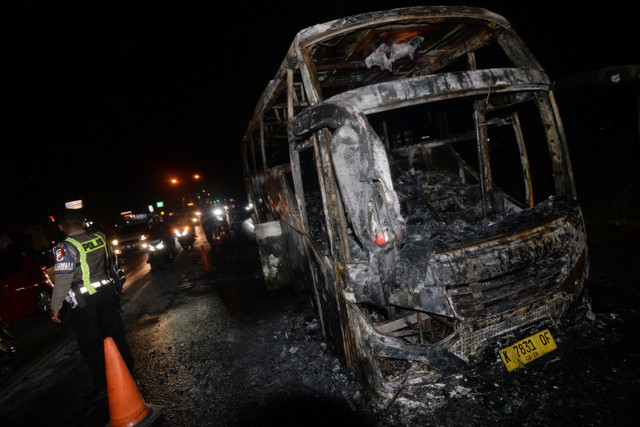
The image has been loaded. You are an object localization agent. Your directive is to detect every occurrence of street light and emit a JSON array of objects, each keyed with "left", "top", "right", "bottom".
[
  {"left": 170, "top": 174, "right": 203, "bottom": 208},
  {"left": 170, "top": 174, "right": 200, "bottom": 186}
]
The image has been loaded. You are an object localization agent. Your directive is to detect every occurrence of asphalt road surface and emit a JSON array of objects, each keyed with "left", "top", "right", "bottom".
[{"left": 0, "top": 223, "right": 638, "bottom": 426}]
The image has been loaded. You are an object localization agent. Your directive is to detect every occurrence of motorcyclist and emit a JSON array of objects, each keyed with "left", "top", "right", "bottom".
[
  {"left": 174, "top": 213, "right": 191, "bottom": 231},
  {"left": 173, "top": 214, "right": 195, "bottom": 250},
  {"left": 148, "top": 215, "right": 176, "bottom": 257},
  {"left": 200, "top": 210, "right": 217, "bottom": 248}
]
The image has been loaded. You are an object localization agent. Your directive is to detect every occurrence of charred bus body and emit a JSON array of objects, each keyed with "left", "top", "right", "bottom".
[{"left": 242, "top": 7, "right": 590, "bottom": 397}]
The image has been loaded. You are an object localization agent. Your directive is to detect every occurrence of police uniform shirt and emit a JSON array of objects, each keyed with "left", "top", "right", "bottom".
[{"left": 51, "top": 230, "right": 110, "bottom": 311}]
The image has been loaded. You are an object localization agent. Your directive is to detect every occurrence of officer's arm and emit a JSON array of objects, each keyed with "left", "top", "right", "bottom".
[
  {"left": 50, "top": 243, "right": 76, "bottom": 322},
  {"left": 51, "top": 273, "right": 73, "bottom": 311}
]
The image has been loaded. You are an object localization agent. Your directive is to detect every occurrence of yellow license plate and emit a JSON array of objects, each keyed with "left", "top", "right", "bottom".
[{"left": 499, "top": 329, "right": 557, "bottom": 372}]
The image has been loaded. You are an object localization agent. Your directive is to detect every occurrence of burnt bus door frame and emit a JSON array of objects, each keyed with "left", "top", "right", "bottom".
[
  {"left": 290, "top": 127, "right": 359, "bottom": 373},
  {"left": 285, "top": 63, "right": 359, "bottom": 372},
  {"left": 286, "top": 70, "right": 332, "bottom": 340}
]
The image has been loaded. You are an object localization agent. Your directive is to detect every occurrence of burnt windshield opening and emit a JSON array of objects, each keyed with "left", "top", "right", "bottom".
[{"left": 367, "top": 91, "right": 557, "bottom": 232}]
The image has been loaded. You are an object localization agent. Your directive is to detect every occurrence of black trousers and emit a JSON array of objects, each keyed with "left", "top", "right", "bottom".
[{"left": 71, "top": 284, "right": 134, "bottom": 389}]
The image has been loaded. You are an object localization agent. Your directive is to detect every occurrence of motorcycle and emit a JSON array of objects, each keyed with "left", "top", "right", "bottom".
[
  {"left": 147, "top": 237, "right": 175, "bottom": 270},
  {"left": 0, "top": 319, "right": 16, "bottom": 378},
  {"left": 202, "top": 207, "right": 231, "bottom": 247},
  {"left": 173, "top": 225, "right": 195, "bottom": 251}
]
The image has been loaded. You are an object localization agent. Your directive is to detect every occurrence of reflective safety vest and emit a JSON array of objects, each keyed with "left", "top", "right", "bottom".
[{"left": 65, "top": 234, "right": 108, "bottom": 296}]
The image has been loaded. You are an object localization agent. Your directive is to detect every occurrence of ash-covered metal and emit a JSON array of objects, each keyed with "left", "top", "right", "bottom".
[{"left": 242, "top": 6, "right": 591, "bottom": 398}]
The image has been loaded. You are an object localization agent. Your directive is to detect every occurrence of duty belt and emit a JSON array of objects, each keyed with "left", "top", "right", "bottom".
[{"left": 78, "top": 279, "right": 112, "bottom": 294}]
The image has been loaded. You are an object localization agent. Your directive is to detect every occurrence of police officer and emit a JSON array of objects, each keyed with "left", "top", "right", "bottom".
[{"left": 49, "top": 210, "right": 134, "bottom": 403}]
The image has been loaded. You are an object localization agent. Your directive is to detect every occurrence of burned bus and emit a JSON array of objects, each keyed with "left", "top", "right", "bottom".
[{"left": 241, "top": 6, "right": 590, "bottom": 397}]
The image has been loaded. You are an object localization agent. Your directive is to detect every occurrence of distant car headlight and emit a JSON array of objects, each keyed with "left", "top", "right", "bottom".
[
  {"left": 149, "top": 241, "right": 165, "bottom": 251},
  {"left": 112, "top": 239, "right": 119, "bottom": 246},
  {"left": 213, "top": 208, "right": 223, "bottom": 216},
  {"left": 140, "top": 234, "right": 148, "bottom": 241}
]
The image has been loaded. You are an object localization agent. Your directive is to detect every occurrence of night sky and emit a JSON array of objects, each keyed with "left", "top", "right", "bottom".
[{"left": 3, "top": 0, "right": 637, "bottom": 223}]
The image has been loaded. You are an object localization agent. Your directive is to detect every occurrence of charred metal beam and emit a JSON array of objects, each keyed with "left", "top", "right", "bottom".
[{"left": 324, "top": 68, "right": 551, "bottom": 115}]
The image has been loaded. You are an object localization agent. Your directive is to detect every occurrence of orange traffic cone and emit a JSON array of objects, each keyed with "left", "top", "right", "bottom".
[
  {"left": 104, "top": 337, "right": 163, "bottom": 427},
  {"left": 201, "top": 244, "right": 212, "bottom": 272}
]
